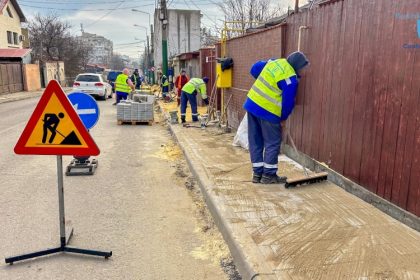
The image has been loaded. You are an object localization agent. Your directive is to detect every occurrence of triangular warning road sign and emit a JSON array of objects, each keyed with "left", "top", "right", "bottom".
[{"left": 14, "top": 80, "right": 100, "bottom": 156}]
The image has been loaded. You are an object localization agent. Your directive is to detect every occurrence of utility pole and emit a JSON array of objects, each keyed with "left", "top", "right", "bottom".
[
  {"left": 146, "top": 35, "right": 150, "bottom": 83},
  {"left": 295, "top": 0, "right": 299, "bottom": 13},
  {"left": 159, "top": 0, "right": 168, "bottom": 78},
  {"left": 150, "top": 24, "right": 154, "bottom": 83}
]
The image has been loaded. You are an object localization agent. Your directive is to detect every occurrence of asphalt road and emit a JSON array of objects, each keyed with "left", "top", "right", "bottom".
[{"left": 0, "top": 96, "right": 228, "bottom": 279}]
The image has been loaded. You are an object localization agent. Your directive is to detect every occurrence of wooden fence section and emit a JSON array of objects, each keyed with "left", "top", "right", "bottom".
[
  {"left": 0, "top": 63, "right": 23, "bottom": 95},
  {"left": 285, "top": 0, "right": 420, "bottom": 215},
  {"left": 223, "top": 0, "right": 419, "bottom": 216}
]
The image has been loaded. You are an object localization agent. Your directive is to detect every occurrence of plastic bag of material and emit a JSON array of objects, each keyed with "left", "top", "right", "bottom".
[{"left": 232, "top": 113, "right": 249, "bottom": 150}]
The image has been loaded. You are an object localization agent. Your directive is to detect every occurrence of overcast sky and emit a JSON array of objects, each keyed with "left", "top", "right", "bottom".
[{"left": 18, "top": 0, "right": 296, "bottom": 58}]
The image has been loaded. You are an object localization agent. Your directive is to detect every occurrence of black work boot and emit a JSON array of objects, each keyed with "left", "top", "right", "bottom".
[
  {"left": 181, "top": 117, "right": 186, "bottom": 124},
  {"left": 252, "top": 173, "right": 262, "bottom": 184},
  {"left": 260, "top": 174, "right": 287, "bottom": 184}
]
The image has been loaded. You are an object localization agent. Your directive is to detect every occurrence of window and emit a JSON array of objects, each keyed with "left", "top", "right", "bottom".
[
  {"left": 7, "top": 31, "right": 13, "bottom": 44},
  {"left": 13, "top": 32, "right": 18, "bottom": 45},
  {"left": 76, "top": 75, "right": 100, "bottom": 82},
  {"left": 6, "top": 7, "right": 13, "bottom": 18}
]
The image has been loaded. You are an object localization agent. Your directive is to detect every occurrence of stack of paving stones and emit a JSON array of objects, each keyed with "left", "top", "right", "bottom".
[{"left": 116, "top": 95, "right": 155, "bottom": 122}]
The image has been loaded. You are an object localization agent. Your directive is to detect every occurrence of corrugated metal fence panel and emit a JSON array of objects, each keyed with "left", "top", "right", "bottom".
[
  {"left": 285, "top": 0, "right": 420, "bottom": 215},
  {"left": 221, "top": 0, "right": 419, "bottom": 215}
]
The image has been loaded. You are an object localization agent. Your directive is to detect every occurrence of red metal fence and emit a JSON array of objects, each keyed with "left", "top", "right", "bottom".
[{"left": 222, "top": 0, "right": 420, "bottom": 216}]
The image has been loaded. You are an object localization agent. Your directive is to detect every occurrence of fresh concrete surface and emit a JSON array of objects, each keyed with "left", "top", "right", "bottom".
[
  {"left": 159, "top": 102, "right": 420, "bottom": 280},
  {"left": 283, "top": 144, "right": 420, "bottom": 232},
  {"left": 0, "top": 97, "right": 234, "bottom": 279}
]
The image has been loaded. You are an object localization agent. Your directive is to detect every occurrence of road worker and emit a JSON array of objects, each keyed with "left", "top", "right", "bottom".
[
  {"left": 158, "top": 71, "right": 170, "bottom": 101},
  {"left": 180, "top": 77, "right": 209, "bottom": 123},
  {"left": 243, "top": 52, "right": 309, "bottom": 184},
  {"left": 131, "top": 69, "right": 141, "bottom": 90},
  {"left": 174, "top": 69, "right": 189, "bottom": 106},
  {"left": 115, "top": 68, "right": 135, "bottom": 104}
]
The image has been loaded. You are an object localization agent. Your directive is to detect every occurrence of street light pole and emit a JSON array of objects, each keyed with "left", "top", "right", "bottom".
[
  {"left": 131, "top": 9, "right": 154, "bottom": 83},
  {"left": 133, "top": 25, "right": 151, "bottom": 84},
  {"left": 131, "top": 9, "right": 151, "bottom": 29}
]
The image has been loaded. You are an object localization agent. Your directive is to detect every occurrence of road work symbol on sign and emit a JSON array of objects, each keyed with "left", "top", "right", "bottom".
[
  {"left": 41, "top": 112, "right": 81, "bottom": 145},
  {"left": 14, "top": 80, "right": 100, "bottom": 156}
]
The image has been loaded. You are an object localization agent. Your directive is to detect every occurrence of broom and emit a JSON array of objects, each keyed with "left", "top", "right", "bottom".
[{"left": 283, "top": 128, "right": 328, "bottom": 188}]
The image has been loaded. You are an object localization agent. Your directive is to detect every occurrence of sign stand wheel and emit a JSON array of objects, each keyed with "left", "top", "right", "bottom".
[{"left": 5, "top": 156, "right": 111, "bottom": 264}]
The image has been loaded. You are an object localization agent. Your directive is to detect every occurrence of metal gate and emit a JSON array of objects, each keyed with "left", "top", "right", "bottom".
[{"left": 0, "top": 62, "right": 24, "bottom": 95}]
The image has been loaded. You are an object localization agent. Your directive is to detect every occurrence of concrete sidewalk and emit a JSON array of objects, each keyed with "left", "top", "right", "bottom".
[
  {"left": 0, "top": 87, "right": 73, "bottom": 104},
  {"left": 159, "top": 102, "right": 420, "bottom": 280}
]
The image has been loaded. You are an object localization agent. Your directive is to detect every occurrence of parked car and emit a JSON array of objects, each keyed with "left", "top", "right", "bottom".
[
  {"left": 106, "top": 71, "right": 122, "bottom": 93},
  {"left": 72, "top": 73, "right": 113, "bottom": 100}
]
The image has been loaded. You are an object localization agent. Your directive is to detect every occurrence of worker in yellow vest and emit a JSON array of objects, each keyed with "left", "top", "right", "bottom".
[
  {"left": 158, "top": 71, "right": 170, "bottom": 101},
  {"left": 115, "top": 68, "right": 135, "bottom": 104},
  {"left": 243, "top": 52, "right": 309, "bottom": 184},
  {"left": 180, "top": 77, "right": 209, "bottom": 123}
]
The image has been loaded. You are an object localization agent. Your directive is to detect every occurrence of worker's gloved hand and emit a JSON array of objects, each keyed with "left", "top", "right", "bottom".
[{"left": 203, "top": 98, "right": 209, "bottom": 105}]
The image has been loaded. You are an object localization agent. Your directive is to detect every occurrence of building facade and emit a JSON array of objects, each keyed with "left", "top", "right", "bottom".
[
  {"left": 78, "top": 32, "right": 113, "bottom": 67},
  {"left": 153, "top": 9, "right": 201, "bottom": 72},
  {"left": 0, "top": 0, "right": 26, "bottom": 49}
]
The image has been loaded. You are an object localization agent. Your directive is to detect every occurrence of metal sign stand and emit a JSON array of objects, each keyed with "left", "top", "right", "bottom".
[{"left": 5, "top": 156, "right": 112, "bottom": 264}]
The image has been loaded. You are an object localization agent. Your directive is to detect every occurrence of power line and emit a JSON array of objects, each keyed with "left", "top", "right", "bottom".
[
  {"left": 19, "top": 4, "right": 154, "bottom": 11},
  {"left": 19, "top": 0, "right": 152, "bottom": 5},
  {"left": 114, "top": 41, "right": 145, "bottom": 46},
  {"left": 189, "top": 0, "right": 218, "bottom": 25},
  {"left": 84, "top": 0, "right": 125, "bottom": 28},
  {"left": 19, "top": 0, "right": 153, "bottom": 4}
]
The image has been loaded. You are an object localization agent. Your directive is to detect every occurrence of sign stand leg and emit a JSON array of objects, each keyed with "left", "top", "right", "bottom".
[
  {"left": 5, "top": 156, "right": 111, "bottom": 264},
  {"left": 57, "top": 155, "right": 66, "bottom": 248}
]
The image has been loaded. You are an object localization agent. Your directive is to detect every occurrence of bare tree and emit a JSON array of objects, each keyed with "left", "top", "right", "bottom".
[
  {"left": 109, "top": 54, "right": 126, "bottom": 70},
  {"left": 217, "top": 0, "right": 289, "bottom": 36},
  {"left": 200, "top": 27, "right": 219, "bottom": 47},
  {"left": 28, "top": 13, "right": 93, "bottom": 80}
]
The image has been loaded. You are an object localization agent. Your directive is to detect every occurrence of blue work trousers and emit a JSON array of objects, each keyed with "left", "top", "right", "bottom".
[
  {"left": 116, "top": 91, "right": 128, "bottom": 103},
  {"left": 247, "top": 112, "right": 282, "bottom": 176},
  {"left": 180, "top": 91, "right": 198, "bottom": 121},
  {"left": 162, "top": 86, "right": 169, "bottom": 97}
]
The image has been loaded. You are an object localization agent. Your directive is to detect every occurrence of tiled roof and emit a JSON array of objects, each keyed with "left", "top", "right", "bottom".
[{"left": 0, "top": 48, "right": 31, "bottom": 58}]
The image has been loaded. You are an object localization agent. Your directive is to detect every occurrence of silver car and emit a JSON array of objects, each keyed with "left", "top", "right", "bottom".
[{"left": 72, "top": 73, "right": 113, "bottom": 100}]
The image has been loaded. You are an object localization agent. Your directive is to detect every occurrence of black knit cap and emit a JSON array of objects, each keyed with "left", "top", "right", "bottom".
[{"left": 286, "top": 51, "right": 309, "bottom": 74}]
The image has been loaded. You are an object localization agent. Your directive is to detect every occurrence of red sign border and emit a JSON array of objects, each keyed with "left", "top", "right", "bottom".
[{"left": 14, "top": 80, "right": 100, "bottom": 156}]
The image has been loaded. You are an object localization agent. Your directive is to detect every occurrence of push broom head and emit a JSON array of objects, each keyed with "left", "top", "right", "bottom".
[{"left": 285, "top": 172, "right": 328, "bottom": 188}]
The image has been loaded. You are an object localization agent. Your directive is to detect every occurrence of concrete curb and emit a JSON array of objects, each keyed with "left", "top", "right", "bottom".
[
  {"left": 169, "top": 127, "right": 258, "bottom": 280},
  {"left": 0, "top": 92, "right": 42, "bottom": 105},
  {"left": 0, "top": 88, "right": 73, "bottom": 105},
  {"left": 158, "top": 106, "right": 275, "bottom": 280}
]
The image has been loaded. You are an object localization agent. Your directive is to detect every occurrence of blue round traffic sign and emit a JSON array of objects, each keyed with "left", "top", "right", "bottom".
[{"left": 68, "top": 92, "right": 100, "bottom": 129}]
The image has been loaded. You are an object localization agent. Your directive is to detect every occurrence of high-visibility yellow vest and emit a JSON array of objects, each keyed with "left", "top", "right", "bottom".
[
  {"left": 247, "top": 59, "right": 296, "bottom": 117},
  {"left": 115, "top": 74, "right": 131, "bottom": 93},
  {"left": 162, "top": 75, "right": 169, "bottom": 87},
  {"left": 182, "top": 78, "right": 207, "bottom": 99}
]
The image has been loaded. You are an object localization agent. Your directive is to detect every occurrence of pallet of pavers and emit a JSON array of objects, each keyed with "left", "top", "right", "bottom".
[{"left": 116, "top": 96, "right": 154, "bottom": 126}]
